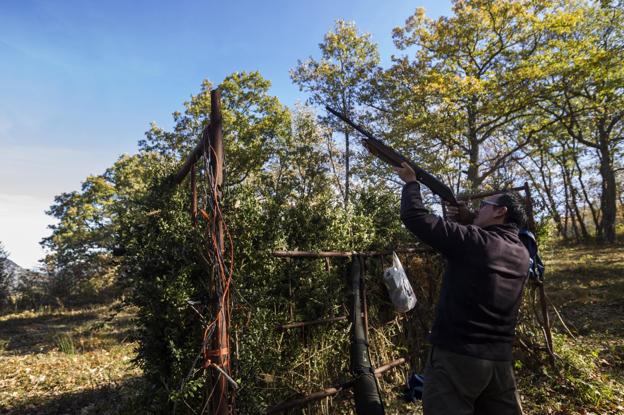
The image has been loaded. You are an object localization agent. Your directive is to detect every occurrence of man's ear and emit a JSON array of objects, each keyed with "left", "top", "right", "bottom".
[{"left": 494, "top": 206, "right": 508, "bottom": 220}]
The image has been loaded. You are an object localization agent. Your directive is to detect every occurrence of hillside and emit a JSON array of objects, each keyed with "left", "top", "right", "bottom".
[{"left": 3, "top": 259, "right": 39, "bottom": 291}]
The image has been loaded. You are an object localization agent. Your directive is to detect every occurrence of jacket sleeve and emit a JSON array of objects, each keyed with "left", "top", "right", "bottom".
[{"left": 400, "top": 181, "right": 484, "bottom": 257}]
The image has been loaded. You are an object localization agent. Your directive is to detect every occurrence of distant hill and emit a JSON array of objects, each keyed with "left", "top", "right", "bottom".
[{"left": 3, "top": 259, "right": 35, "bottom": 290}]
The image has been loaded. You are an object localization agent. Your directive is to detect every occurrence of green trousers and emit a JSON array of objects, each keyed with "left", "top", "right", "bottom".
[{"left": 423, "top": 346, "right": 523, "bottom": 415}]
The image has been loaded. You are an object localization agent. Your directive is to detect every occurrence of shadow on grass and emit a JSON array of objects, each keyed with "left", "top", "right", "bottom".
[
  {"left": 1, "top": 376, "right": 148, "bottom": 415},
  {"left": 0, "top": 308, "right": 137, "bottom": 355},
  {"left": 545, "top": 244, "right": 624, "bottom": 337},
  {"left": 0, "top": 312, "right": 99, "bottom": 355}
]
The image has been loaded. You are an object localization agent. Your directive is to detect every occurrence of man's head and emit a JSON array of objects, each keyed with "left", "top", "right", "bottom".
[{"left": 473, "top": 192, "right": 528, "bottom": 228}]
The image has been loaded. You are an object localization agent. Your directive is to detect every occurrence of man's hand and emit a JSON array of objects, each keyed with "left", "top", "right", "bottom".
[
  {"left": 394, "top": 162, "right": 418, "bottom": 184},
  {"left": 445, "top": 201, "right": 476, "bottom": 225}
]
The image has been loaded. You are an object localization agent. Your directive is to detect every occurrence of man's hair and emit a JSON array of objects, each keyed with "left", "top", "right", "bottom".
[{"left": 497, "top": 192, "right": 528, "bottom": 228}]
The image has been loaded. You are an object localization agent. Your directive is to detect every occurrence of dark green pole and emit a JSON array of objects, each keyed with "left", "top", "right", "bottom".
[{"left": 349, "top": 255, "right": 384, "bottom": 415}]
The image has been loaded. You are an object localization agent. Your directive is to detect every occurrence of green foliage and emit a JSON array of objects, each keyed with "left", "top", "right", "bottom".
[
  {"left": 116, "top": 157, "right": 204, "bottom": 410},
  {"left": 527, "top": 0, "right": 624, "bottom": 242},
  {"left": 381, "top": 0, "right": 559, "bottom": 191},
  {"left": 516, "top": 332, "right": 619, "bottom": 413},
  {"left": 55, "top": 333, "right": 76, "bottom": 355},
  {"left": 115, "top": 68, "right": 421, "bottom": 412},
  {"left": 291, "top": 20, "right": 381, "bottom": 205},
  {"left": 140, "top": 71, "right": 291, "bottom": 187},
  {"left": 291, "top": 19, "right": 380, "bottom": 118}
]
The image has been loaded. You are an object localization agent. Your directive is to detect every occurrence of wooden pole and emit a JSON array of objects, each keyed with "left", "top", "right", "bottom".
[
  {"left": 457, "top": 185, "right": 526, "bottom": 202},
  {"left": 523, "top": 181, "right": 537, "bottom": 233}
]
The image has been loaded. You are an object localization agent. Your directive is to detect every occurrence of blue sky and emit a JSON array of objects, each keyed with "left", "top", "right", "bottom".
[{"left": 0, "top": 0, "right": 451, "bottom": 268}]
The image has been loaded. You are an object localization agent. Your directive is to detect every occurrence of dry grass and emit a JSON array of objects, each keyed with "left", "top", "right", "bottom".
[
  {"left": 515, "top": 243, "right": 624, "bottom": 415},
  {"left": 0, "top": 244, "right": 622, "bottom": 414},
  {"left": 0, "top": 303, "right": 142, "bottom": 415}
]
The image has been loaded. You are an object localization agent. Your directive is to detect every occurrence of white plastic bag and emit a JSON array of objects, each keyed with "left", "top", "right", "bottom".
[{"left": 383, "top": 252, "right": 417, "bottom": 313}]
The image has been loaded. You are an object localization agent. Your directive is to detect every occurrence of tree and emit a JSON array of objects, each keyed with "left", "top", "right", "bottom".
[
  {"left": 291, "top": 20, "right": 380, "bottom": 206},
  {"left": 41, "top": 152, "right": 163, "bottom": 302},
  {"left": 140, "top": 71, "right": 291, "bottom": 187},
  {"left": 530, "top": 0, "right": 624, "bottom": 242},
  {"left": 0, "top": 243, "right": 12, "bottom": 310},
  {"left": 41, "top": 174, "right": 117, "bottom": 301},
  {"left": 382, "top": 0, "right": 557, "bottom": 192}
]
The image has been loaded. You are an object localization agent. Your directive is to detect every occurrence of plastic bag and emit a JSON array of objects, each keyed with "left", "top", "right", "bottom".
[{"left": 383, "top": 252, "right": 416, "bottom": 313}]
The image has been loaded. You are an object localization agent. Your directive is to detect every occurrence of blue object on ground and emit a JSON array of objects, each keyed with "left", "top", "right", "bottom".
[{"left": 404, "top": 373, "right": 425, "bottom": 402}]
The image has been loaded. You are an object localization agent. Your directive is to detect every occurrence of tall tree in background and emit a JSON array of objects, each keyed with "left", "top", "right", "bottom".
[
  {"left": 384, "top": 0, "right": 555, "bottom": 192},
  {"left": 291, "top": 20, "right": 380, "bottom": 206},
  {"left": 532, "top": 0, "right": 624, "bottom": 242},
  {"left": 41, "top": 175, "right": 117, "bottom": 300},
  {"left": 41, "top": 153, "right": 162, "bottom": 301}
]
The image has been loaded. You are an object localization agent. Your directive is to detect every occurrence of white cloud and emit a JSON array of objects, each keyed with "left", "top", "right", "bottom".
[
  {"left": 0, "top": 144, "right": 123, "bottom": 269},
  {"left": 0, "top": 193, "right": 53, "bottom": 269}
]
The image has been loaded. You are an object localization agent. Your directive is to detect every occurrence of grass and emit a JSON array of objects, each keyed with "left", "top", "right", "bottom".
[
  {"left": 0, "top": 244, "right": 622, "bottom": 414},
  {"left": 0, "top": 302, "right": 143, "bottom": 414},
  {"left": 514, "top": 243, "right": 624, "bottom": 415}
]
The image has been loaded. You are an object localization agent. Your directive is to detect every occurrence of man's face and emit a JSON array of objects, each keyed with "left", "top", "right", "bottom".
[{"left": 473, "top": 196, "right": 507, "bottom": 228}]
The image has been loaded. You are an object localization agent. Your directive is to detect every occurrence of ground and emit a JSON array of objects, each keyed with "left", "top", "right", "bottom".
[
  {"left": 515, "top": 243, "right": 624, "bottom": 415},
  {"left": 0, "top": 244, "right": 622, "bottom": 414},
  {"left": 0, "top": 304, "right": 142, "bottom": 414}
]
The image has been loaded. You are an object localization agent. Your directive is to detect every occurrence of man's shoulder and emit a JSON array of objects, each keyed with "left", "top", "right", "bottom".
[{"left": 474, "top": 224, "right": 525, "bottom": 249}]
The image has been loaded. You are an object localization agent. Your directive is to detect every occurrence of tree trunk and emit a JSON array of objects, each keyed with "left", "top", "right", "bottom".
[
  {"left": 597, "top": 136, "right": 617, "bottom": 243},
  {"left": 572, "top": 150, "right": 601, "bottom": 238},
  {"left": 563, "top": 161, "right": 590, "bottom": 240},
  {"left": 345, "top": 129, "right": 350, "bottom": 207},
  {"left": 561, "top": 164, "right": 580, "bottom": 242},
  {"left": 562, "top": 198, "right": 569, "bottom": 239},
  {"left": 342, "top": 94, "right": 350, "bottom": 208},
  {"left": 518, "top": 154, "right": 565, "bottom": 238},
  {"left": 537, "top": 153, "right": 566, "bottom": 237},
  {"left": 466, "top": 100, "right": 480, "bottom": 192}
]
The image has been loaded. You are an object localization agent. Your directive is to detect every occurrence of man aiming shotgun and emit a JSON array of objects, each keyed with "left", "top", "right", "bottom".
[{"left": 328, "top": 107, "right": 530, "bottom": 415}]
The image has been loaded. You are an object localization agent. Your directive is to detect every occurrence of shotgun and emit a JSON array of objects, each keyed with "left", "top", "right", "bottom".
[{"left": 325, "top": 106, "right": 459, "bottom": 206}]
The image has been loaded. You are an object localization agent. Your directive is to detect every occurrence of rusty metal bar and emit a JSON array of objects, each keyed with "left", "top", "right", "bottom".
[
  {"left": 265, "top": 358, "right": 406, "bottom": 414},
  {"left": 272, "top": 247, "right": 433, "bottom": 259},
  {"left": 458, "top": 185, "right": 526, "bottom": 201},
  {"left": 209, "top": 90, "right": 224, "bottom": 186},
  {"left": 277, "top": 315, "right": 348, "bottom": 330},
  {"left": 173, "top": 124, "right": 211, "bottom": 185},
  {"left": 523, "top": 181, "right": 554, "bottom": 363},
  {"left": 208, "top": 89, "right": 230, "bottom": 415},
  {"left": 288, "top": 268, "right": 294, "bottom": 322},
  {"left": 191, "top": 164, "right": 198, "bottom": 226},
  {"left": 523, "top": 181, "right": 537, "bottom": 233}
]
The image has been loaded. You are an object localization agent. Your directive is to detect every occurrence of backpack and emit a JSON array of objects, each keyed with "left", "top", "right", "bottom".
[{"left": 518, "top": 228, "right": 545, "bottom": 283}]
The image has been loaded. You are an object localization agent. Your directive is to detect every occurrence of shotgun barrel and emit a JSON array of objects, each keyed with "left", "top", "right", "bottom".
[{"left": 325, "top": 106, "right": 459, "bottom": 206}]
